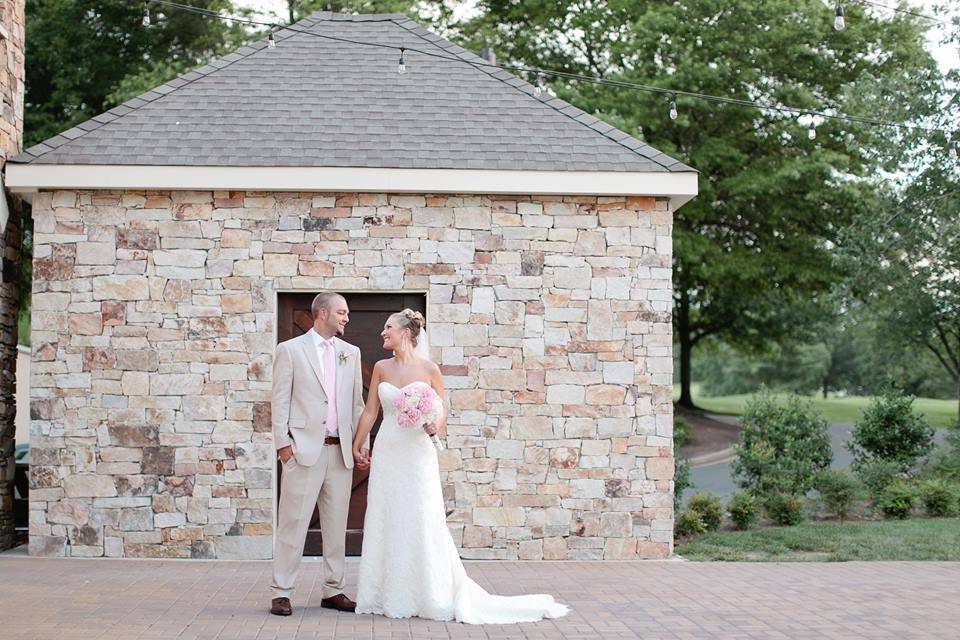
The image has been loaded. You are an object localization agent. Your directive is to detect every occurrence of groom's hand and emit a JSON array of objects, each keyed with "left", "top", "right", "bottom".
[{"left": 278, "top": 446, "right": 294, "bottom": 464}]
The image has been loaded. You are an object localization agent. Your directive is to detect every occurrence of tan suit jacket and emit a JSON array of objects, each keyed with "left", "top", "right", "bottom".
[{"left": 271, "top": 331, "right": 364, "bottom": 468}]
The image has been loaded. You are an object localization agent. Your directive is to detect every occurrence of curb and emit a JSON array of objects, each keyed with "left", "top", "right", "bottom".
[{"left": 689, "top": 447, "right": 735, "bottom": 469}]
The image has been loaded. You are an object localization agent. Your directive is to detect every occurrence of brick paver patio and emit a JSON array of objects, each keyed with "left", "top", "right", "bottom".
[{"left": 1, "top": 549, "right": 957, "bottom": 639}]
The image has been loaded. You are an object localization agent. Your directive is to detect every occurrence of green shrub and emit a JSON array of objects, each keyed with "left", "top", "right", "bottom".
[
  {"left": 675, "top": 507, "right": 707, "bottom": 538},
  {"left": 674, "top": 416, "right": 691, "bottom": 447},
  {"left": 674, "top": 456, "right": 692, "bottom": 512},
  {"left": 732, "top": 389, "right": 832, "bottom": 497},
  {"left": 848, "top": 391, "right": 934, "bottom": 472},
  {"left": 918, "top": 479, "right": 958, "bottom": 517},
  {"left": 687, "top": 492, "right": 723, "bottom": 531},
  {"left": 874, "top": 481, "right": 915, "bottom": 519},
  {"left": 813, "top": 469, "right": 860, "bottom": 523},
  {"left": 727, "top": 492, "right": 760, "bottom": 530},
  {"left": 855, "top": 459, "right": 904, "bottom": 498},
  {"left": 927, "top": 421, "right": 960, "bottom": 481},
  {"left": 765, "top": 493, "right": 805, "bottom": 526},
  {"left": 673, "top": 418, "right": 693, "bottom": 511}
]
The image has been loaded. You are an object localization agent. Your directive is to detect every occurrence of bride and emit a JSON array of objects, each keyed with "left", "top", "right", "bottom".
[{"left": 351, "top": 309, "right": 570, "bottom": 624}]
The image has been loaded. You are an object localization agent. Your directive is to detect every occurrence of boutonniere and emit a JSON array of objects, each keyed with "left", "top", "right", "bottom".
[{"left": 338, "top": 351, "right": 350, "bottom": 365}]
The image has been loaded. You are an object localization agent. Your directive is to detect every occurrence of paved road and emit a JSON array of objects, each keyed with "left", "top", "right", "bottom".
[
  {"left": 2, "top": 552, "right": 959, "bottom": 639},
  {"left": 689, "top": 423, "right": 948, "bottom": 501}
]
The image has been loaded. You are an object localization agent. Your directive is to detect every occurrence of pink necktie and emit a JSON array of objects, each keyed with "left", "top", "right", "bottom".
[{"left": 323, "top": 339, "right": 338, "bottom": 436}]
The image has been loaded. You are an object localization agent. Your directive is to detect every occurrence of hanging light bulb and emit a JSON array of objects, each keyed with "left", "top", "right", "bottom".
[
  {"left": 398, "top": 48, "right": 406, "bottom": 74},
  {"left": 950, "top": 139, "right": 958, "bottom": 159},
  {"left": 142, "top": 5, "right": 151, "bottom": 27},
  {"left": 834, "top": 4, "right": 845, "bottom": 31},
  {"left": 534, "top": 72, "right": 544, "bottom": 97},
  {"left": 808, "top": 124, "right": 817, "bottom": 140},
  {"left": 669, "top": 96, "right": 678, "bottom": 120},
  {"left": 267, "top": 32, "right": 276, "bottom": 48}
]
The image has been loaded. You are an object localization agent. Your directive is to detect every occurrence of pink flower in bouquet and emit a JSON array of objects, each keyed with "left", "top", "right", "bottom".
[{"left": 394, "top": 385, "right": 443, "bottom": 433}]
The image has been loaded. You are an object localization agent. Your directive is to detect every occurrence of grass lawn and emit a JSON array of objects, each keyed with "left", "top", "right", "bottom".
[
  {"left": 677, "top": 517, "right": 960, "bottom": 561},
  {"left": 676, "top": 383, "right": 958, "bottom": 429}
]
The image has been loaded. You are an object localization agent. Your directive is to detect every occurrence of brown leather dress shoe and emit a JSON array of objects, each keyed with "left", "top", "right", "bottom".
[
  {"left": 320, "top": 593, "right": 356, "bottom": 612},
  {"left": 270, "top": 597, "right": 292, "bottom": 616}
]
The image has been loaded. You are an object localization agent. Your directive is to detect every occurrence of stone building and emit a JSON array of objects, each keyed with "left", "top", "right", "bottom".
[
  {"left": 6, "top": 12, "right": 697, "bottom": 560},
  {"left": 0, "top": 0, "right": 25, "bottom": 552}
]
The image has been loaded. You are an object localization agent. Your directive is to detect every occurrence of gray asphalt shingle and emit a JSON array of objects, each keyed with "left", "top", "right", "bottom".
[{"left": 11, "top": 12, "right": 693, "bottom": 173}]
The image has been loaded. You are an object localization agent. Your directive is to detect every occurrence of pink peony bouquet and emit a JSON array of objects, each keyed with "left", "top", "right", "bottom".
[{"left": 394, "top": 385, "right": 445, "bottom": 450}]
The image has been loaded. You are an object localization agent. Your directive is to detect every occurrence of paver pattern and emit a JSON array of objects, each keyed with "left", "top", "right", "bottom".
[{"left": 2, "top": 553, "right": 957, "bottom": 639}]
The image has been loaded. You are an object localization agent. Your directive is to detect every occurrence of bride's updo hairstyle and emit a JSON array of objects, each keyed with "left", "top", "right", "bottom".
[{"left": 389, "top": 309, "right": 425, "bottom": 347}]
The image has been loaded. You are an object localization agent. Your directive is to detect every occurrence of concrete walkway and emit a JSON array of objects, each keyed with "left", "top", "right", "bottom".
[{"left": 1, "top": 549, "right": 958, "bottom": 639}]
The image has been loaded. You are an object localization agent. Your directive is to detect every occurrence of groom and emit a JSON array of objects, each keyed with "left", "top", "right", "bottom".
[{"left": 269, "top": 292, "right": 369, "bottom": 616}]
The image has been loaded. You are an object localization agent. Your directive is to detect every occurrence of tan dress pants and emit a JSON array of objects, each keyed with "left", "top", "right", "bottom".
[{"left": 271, "top": 444, "right": 352, "bottom": 599}]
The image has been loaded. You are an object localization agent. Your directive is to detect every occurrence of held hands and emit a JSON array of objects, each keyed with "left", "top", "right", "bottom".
[{"left": 353, "top": 447, "right": 371, "bottom": 470}]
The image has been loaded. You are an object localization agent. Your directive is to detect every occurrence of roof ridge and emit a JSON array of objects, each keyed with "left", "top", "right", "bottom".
[
  {"left": 316, "top": 11, "right": 410, "bottom": 21},
  {"left": 387, "top": 15, "right": 676, "bottom": 172}
]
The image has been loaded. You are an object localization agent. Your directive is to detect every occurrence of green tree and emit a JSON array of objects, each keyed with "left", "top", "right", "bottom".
[
  {"left": 25, "top": 0, "right": 250, "bottom": 148},
  {"left": 840, "top": 165, "right": 960, "bottom": 418},
  {"left": 693, "top": 297, "right": 956, "bottom": 400},
  {"left": 455, "top": 1, "right": 946, "bottom": 409},
  {"left": 281, "top": 0, "right": 435, "bottom": 23}
]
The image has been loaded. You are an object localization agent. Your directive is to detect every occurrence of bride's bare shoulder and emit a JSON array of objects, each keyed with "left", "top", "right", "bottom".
[
  {"left": 422, "top": 359, "right": 441, "bottom": 376},
  {"left": 373, "top": 358, "right": 394, "bottom": 372}
]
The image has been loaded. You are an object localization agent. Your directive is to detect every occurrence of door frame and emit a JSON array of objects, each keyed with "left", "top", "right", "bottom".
[{"left": 270, "top": 288, "right": 430, "bottom": 558}]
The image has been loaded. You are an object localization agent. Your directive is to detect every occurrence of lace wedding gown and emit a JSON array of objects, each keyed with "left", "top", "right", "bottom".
[{"left": 356, "top": 381, "right": 570, "bottom": 624}]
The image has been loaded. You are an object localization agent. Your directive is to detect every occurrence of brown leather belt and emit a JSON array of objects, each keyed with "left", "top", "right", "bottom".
[{"left": 323, "top": 436, "right": 341, "bottom": 445}]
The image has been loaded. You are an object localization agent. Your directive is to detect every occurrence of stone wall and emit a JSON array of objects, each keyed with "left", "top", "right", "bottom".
[
  {"left": 28, "top": 190, "right": 675, "bottom": 559},
  {"left": 0, "top": 0, "right": 23, "bottom": 158},
  {"left": 0, "top": 0, "right": 25, "bottom": 552}
]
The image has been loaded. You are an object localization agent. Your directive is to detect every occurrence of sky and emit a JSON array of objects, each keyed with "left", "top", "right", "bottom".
[{"left": 243, "top": 0, "right": 958, "bottom": 73}]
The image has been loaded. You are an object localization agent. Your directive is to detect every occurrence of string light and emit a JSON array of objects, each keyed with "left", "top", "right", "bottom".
[
  {"left": 950, "top": 139, "right": 958, "bottom": 159},
  {"left": 808, "top": 123, "right": 817, "bottom": 140},
  {"left": 267, "top": 30, "right": 276, "bottom": 48},
  {"left": 669, "top": 96, "right": 679, "bottom": 120},
  {"left": 135, "top": 0, "right": 955, "bottom": 159},
  {"left": 849, "top": 0, "right": 959, "bottom": 29},
  {"left": 834, "top": 4, "right": 846, "bottom": 31},
  {"left": 398, "top": 48, "right": 406, "bottom": 74},
  {"left": 142, "top": 4, "right": 151, "bottom": 27}
]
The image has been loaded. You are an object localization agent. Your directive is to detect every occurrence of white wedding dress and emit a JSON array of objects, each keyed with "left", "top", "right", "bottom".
[{"left": 356, "top": 381, "right": 570, "bottom": 624}]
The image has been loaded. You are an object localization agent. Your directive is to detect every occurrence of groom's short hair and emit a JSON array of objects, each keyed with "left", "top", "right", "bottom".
[{"left": 311, "top": 292, "right": 345, "bottom": 318}]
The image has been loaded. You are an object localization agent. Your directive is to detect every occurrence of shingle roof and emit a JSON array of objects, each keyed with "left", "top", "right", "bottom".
[{"left": 11, "top": 12, "right": 694, "bottom": 173}]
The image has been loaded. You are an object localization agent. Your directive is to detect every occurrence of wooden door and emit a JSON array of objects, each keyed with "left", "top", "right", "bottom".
[{"left": 276, "top": 292, "right": 427, "bottom": 556}]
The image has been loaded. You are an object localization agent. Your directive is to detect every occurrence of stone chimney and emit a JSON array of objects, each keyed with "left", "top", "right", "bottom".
[{"left": 0, "top": 0, "right": 25, "bottom": 552}]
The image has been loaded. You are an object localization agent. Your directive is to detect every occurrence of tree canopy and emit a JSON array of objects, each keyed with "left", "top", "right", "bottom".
[
  {"left": 24, "top": 0, "right": 250, "bottom": 148},
  {"left": 454, "top": 0, "right": 949, "bottom": 408}
]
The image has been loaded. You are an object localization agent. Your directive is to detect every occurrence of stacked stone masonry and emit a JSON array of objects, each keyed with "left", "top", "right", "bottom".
[
  {"left": 0, "top": 0, "right": 25, "bottom": 552},
  {"left": 28, "top": 190, "right": 675, "bottom": 560}
]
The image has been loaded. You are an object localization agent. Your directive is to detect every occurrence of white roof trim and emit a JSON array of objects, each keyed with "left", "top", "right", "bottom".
[{"left": 6, "top": 164, "right": 698, "bottom": 209}]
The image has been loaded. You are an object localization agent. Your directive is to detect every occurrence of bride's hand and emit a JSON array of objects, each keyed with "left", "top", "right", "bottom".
[
  {"left": 353, "top": 447, "right": 370, "bottom": 470},
  {"left": 423, "top": 422, "right": 438, "bottom": 436}
]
